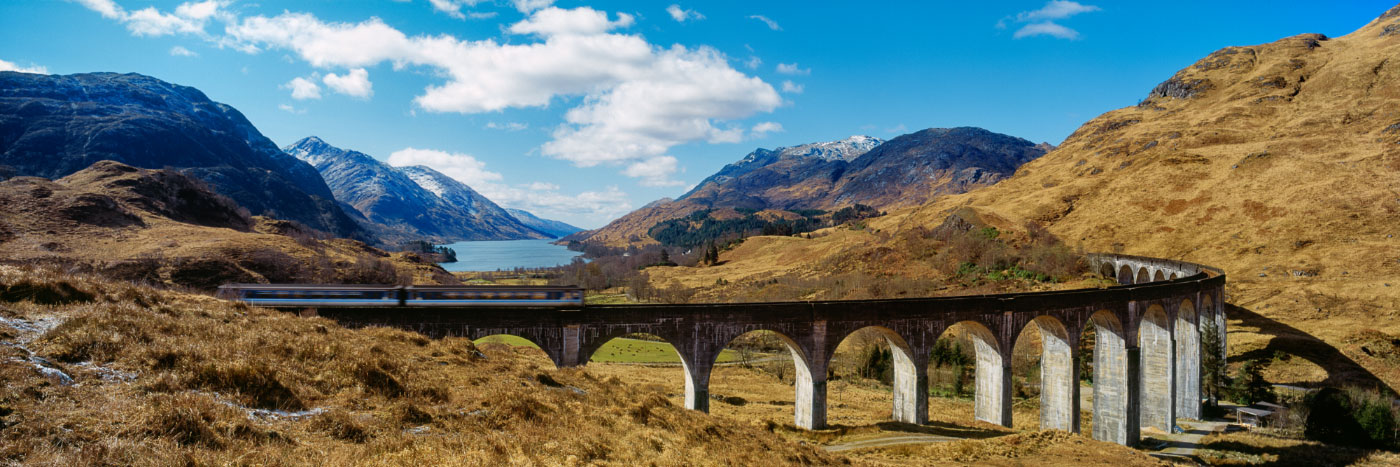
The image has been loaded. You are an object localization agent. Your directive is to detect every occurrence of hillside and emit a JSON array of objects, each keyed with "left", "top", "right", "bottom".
[
  {"left": 0, "top": 72, "right": 362, "bottom": 238},
  {"left": 505, "top": 208, "right": 582, "bottom": 238},
  {"left": 655, "top": 5, "right": 1400, "bottom": 390},
  {"left": 285, "top": 137, "right": 549, "bottom": 243},
  {"left": 0, "top": 161, "right": 455, "bottom": 289},
  {"left": 568, "top": 128, "right": 1048, "bottom": 247}
]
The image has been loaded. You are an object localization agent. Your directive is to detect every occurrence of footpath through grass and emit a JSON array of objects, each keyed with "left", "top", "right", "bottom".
[{"left": 475, "top": 335, "right": 740, "bottom": 364}]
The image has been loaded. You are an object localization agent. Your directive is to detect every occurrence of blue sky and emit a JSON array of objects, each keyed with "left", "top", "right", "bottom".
[{"left": 1, "top": 0, "right": 1394, "bottom": 228}]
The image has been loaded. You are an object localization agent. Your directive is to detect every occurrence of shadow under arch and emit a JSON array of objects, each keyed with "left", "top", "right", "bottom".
[
  {"left": 1136, "top": 267, "right": 1151, "bottom": 285},
  {"left": 1153, "top": 270, "right": 1166, "bottom": 282},
  {"left": 1138, "top": 304, "right": 1173, "bottom": 432},
  {"left": 1013, "top": 315, "right": 1076, "bottom": 432},
  {"left": 828, "top": 325, "right": 924, "bottom": 424},
  {"left": 473, "top": 333, "right": 559, "bottom": 369}
]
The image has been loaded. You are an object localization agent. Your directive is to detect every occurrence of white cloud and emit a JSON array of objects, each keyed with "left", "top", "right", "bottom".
[
  {"left": 0, "top": 59, "right": 48, "bottom": 74},
  {"left": 169, "top": 45, "right": 198, "bottom": 57},
  {"left": 1001, "top": 1, "right": 1099, "bottom": 40},
  {"left": 467, "top": 11, "right": 498, "bottom": 19},
  {"left": 775, "top": 62, "right": 809, "bottom": 75},
  {"left": 322, "top": 68, "right": 373, "bottom": 98},
  {"left": 80, "top": 3, "right": 782, "bottom": 187},
  {"left": 76, "top": 0, "right": 123, "bottom": 19},
  {"left": 76, "top": 0, "right": 229, "bottom": 37},
  {"left": 622, "top": 156, "right": 684, "bottom": 187},
  {"left": 511, "top": 0, "right": 555, "bottom": 13},
  {"left": 486, "top": 121, "right": 529, "bottom": 131},
  {"left": 1016, "top": 1, "right": 1100, "bottom": 21},
  {"left": 283, "top": 76, "right": 321, "bottom": 100},
  {"left": 1014, "top": 22, "right": 1081, "bottom": 39},
  {"left": 751, "top": 121, "right": 783, "bottom": 137},
  {"left": 277, "top": 103, "right": 306, "bottom": 114},
  {"left": 780, "top": 80, "right": 803, "bottom": 94},
  {"left": 388, "top": 147, "right": 504, "bottom": 187},
  {"left": 748, "top": 14, "right": 781, "bottom": 31},
  {"left": 666, "top": 4, "right": 704, "bottom": 22},
  {"left": 508, "top": 7, "right": 634, "bottom": 37},
  {"left": 428, "top": 0, "right": 480, "bottom": 19},
  {"left": 744, "top": 55, "right": 761, "bottom": 70},
  {"left": 525, "top": 181, "right": 559, "bottom": 191}
]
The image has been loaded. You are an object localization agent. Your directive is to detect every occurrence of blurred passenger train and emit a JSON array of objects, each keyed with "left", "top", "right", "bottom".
[{"left": 216, "top": 284, "right": 584, "bottom": 308}]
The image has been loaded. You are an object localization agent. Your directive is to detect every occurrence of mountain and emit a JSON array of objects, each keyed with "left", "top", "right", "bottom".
[
  {"left": 285, "top": 137, "right": 549, "bottom": 243},
  {"left": 568, "top": 129, "right": 1048, "bottom": 247},
  {"left": 0, "top": 160, "right": 456, "bottom": 289},
  {"left": 505, "top": 208, "right": 582, "bottom": 238},
  {"left": 0, "top": 72, "right": 361, "bottom": 238}
]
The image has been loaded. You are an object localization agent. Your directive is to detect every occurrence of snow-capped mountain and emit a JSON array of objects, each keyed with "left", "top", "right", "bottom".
[{"left": 285, "top": 137, "right": 549, "bottom": 243}]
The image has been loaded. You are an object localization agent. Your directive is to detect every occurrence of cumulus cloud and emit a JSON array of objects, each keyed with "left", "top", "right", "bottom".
[
  {"left": 751, "top": 121, "right": 783, "bottom": 137},
  {"left": 283, "top": 76, "right": 321, "bottom": 100},
  {"left": 77, "top": 3, "right": 783, "bottom": 186},
  {"left": 780, "top": 80, "right": 803, "bottom": 94},
  {"left": 775, "top": 62, "right": 808, "bottom": 75},
  {"left": 1000, "top": 1, "right": 1100, "bottom": 40},
  {"left": 511, "top": 0, "right": 554, "bottom": 13},
  {"left": 322, "top": 68, "right": 373, "bottom": 98},
  {"left": 622, "top": 156, "right": 684, "bottom": 187},
  {"left": 75, "top": 0, "right": 229, "bottom": 37},
  {"left": 388, "top": 147, "right": 504, "bottom": 187},
  {"left": 428, "top": 0, "right": 480, "bottom": 19},
  {"left": 0, "top": 59, "right": 48, "bottom": 74},
  {"left": 666, "top": 4, "right": 703, "bottom": 22},
  {"left": 169, "top": 45, "right": 198, "bottom": 57},
  {"left": 748, "top": 14, "right": 780, "bottom": 31}
]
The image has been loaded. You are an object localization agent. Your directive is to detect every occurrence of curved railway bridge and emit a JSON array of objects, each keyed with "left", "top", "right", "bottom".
[{"left": 309, "top": 253, "right": 1226, "bottom": 446}]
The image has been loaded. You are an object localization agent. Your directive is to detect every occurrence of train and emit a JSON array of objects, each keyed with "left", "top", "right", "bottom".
[{"left": 216, "top": 284, "right": 585, "bottom": 308}]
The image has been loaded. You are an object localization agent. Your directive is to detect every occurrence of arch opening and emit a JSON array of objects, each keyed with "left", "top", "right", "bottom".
[
  {"left": 1139, "top": 305, "right": 1174, "bottom": 432},
  {"left": 473, "top": 333, "right": 556, "bottom": 369},
  {"left": 1136, "top": 267, "right": 1151, "bottom": 285},
  {"left": 1153, "top": 270, "right": 1166, "bottom": 282},
  {"left": 1011, "top": 316, "right": 1075, "bottom": 432},
  {"left": 829, "top": 326, "right": 923, "bottom": 425},
  {"left": 707, "top": 330, "right": 808, "bottom": 426},
  {"left": 1117, "top": 265, "right": 1134, "bottom": 285},
  {"left": 931, "top": 321, "right": 1008, "bottom": 427}
]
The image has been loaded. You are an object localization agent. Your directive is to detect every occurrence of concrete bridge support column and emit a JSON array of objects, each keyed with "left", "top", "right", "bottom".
[
  {"left": 1039, "top": 324, "right": 1076, "bottom": 431},
  {"left": 794, "top": 347, "right": 827, "bottom": 430},
  {"left": 559, "top": 325, "right": 584, "bottom": 367},
  {"left": 1176, "top": 306, "right": 1202, "bottom": 420},
  {"left": 891, "top": 343, "right": 928, "bottom": 425},
  {"left": 974, "top": 342, "right": 1013, "bottom": 427},
  {"left": 1140, "top": 314, "right": 1176, "bottom": 433},
  {"left": 683, "top": 357, "right": 713, "bottom": 413},
  {"left": 1092, "top": 321, "right": 1133, "bottom": 445}
]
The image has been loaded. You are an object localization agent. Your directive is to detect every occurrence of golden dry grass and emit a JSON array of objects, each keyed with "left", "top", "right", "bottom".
[{"left": 0, "top": 265, "right": 842, "bottom": 465}]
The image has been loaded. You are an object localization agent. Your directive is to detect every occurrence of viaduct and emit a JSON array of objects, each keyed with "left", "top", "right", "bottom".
[{"left": 313, "top": 253, "right": 1226, "bottom": 446}]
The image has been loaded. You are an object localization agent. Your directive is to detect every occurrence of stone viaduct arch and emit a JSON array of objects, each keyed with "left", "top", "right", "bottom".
[{"left": 311, "top": 253, "right": 1226, "bottom": 447}]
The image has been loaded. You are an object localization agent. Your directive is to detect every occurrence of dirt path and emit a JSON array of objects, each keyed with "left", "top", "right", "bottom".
[
  {"left": 823, "top": 433, "right": 961, "bottom": 452},
  {"left": 1147, "top": 419, "right": 1227, "bottom": 462}
]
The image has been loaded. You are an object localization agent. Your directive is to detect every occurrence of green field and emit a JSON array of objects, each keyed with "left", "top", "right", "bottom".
[{"left": 475, "top": 335, "right": 740, "bottom": 364}]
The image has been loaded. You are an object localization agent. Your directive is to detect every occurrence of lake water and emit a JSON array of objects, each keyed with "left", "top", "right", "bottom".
[{"left": 436, "top": 239, "right": 583, "bottom": 272}]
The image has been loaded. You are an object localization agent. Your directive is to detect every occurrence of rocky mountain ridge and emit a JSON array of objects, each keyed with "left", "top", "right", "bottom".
[
  {"left": 0, "top": 72, "right": 362, "bottom": 238},
  {"left": 285, "top": 136, "right": 551, "bottom": 243}
]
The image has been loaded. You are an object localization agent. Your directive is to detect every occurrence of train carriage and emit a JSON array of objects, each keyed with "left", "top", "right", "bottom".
[{"left": 217, "top": 284, "right": 584, "bottom": 308}]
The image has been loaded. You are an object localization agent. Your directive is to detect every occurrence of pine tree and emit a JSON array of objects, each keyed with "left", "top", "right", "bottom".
[{"left": 659, "top": 248, "right": 672, "bottom": 266}]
